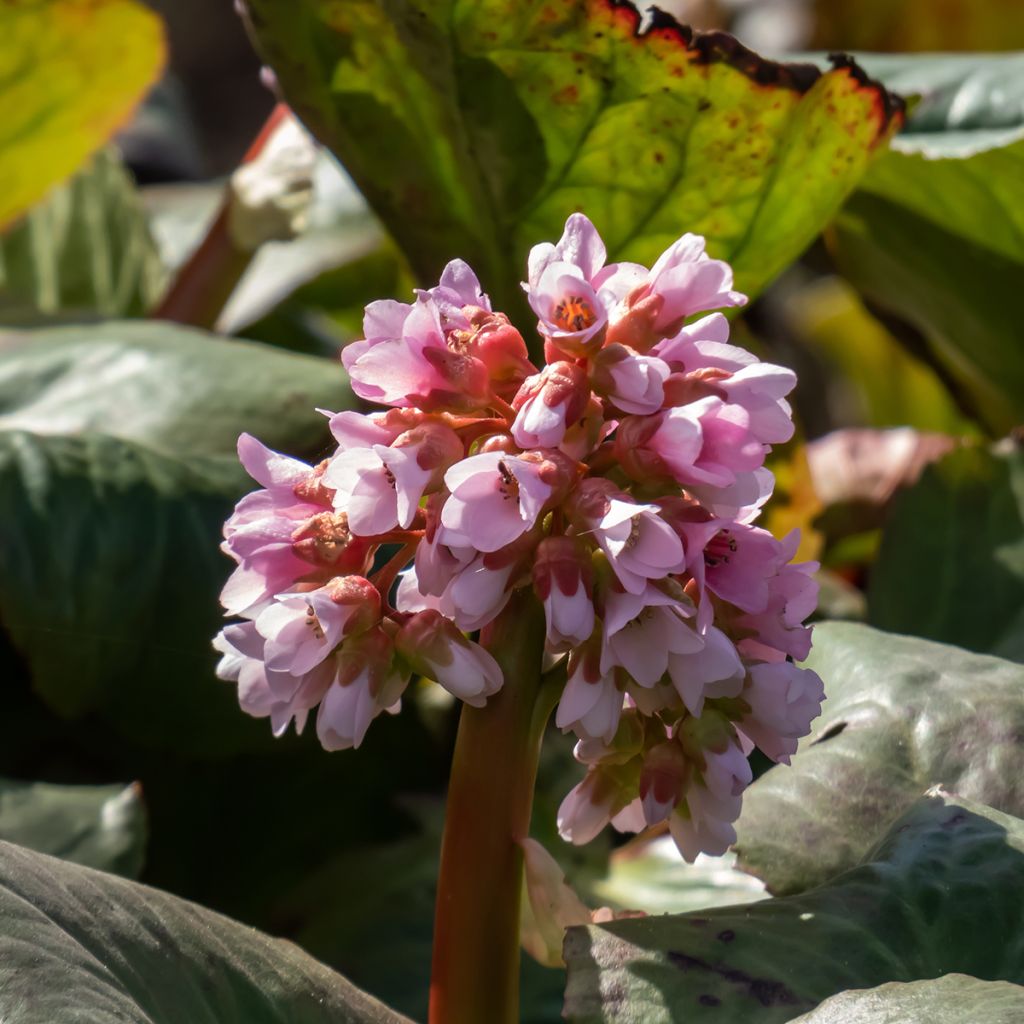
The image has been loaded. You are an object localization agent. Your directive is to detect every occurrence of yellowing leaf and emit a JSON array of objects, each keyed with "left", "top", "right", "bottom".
[{"left": 0, "top": 0, "right": 166, "bottom": 229}]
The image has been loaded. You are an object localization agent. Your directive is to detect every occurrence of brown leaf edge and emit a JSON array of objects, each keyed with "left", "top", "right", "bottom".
[{"left": 609, "top": 0, "right": 905, "bottom": 142}]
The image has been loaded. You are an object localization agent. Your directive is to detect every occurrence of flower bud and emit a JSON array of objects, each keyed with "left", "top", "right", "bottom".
[
  {"left": 604, "top": 288, "right": 665, "bottom": 353},
  {"left": 455, "top": 307, "right": 536, "bottom": 398},
  {"left": 533, "top": 536, "right": 595, "bottom": 650},
  {"left": 395, "top": 609, "right": 503, "bottom": 706},
  {"left": 590, "top": 344, "right": 669, "bottom": 416},
  {"left": 639, "top": 740, "right": 689, "bottom": 826},
  {"left": 511, "top": 361, "right": 590, "bottom": 449},
  {"left": 392, "top": 422, "right": 465, "bottom": 493}
]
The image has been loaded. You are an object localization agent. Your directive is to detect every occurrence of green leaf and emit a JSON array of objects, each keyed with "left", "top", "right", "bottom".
[
  {"left": 0, "top": 324, "right": 354, "bottom": 752},
  {"left": 0, "top": 839, "right": 411, "bottom": 1023},
  {"left": 0, "top": 0, "right": 166, "bottom": 229},
  {"left": 790, "top": 975, "right": 1024, "bottom": 1024},
  {"left": 564, "top": 792, "right": 1024, "bottom": 1023},
  {"left": 831, "top": 53, "right": 1024, "bottom": 433},
  {"left": 734, "top": 621, "right": 1024, "bottom": 896},
  {"left": 242, "top": 0, "right": 901, "bottom": 318},
  {"left": 867, "top": 443, "right": 1024, "bottom": 655},
  {"left": 0, "top": 321, "right": 352, "bottom": 458},
  {"left": 0, "top": 778, "right": 145, "bottom": 877},
  {"left": 0, "top": 149, "right": 166, "bottom": 323}
]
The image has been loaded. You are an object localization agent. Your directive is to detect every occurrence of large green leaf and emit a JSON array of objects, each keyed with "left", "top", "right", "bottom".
[
  {"left": 564, "top": 792, "right": 1024, "bottom": 1023},
  {"left": 0, "top": 321, "right": 352, "bottom": 458},
  {"left": 0, "top": 778, "right": 145, "bottom": 877},
  {"left": 734, "top": 622, "right": 1024, "bottom": 896},
  {"left": 867, "top": 443, "right": 1024, "bottom": 656},
  {"left": 0, "top": 839, "right": 410, "bottom": 1023},
  {"left": 790, "top": 975, "right": 1024, "bottom": 1024},
  {"left": 832, "top": 54, "right": 1024, "bottom": 433},
  {"left": 0, "top": 148, "right": 165, "bottom": 323},
  {"left": 242, "top": 0, "right": 900, "bottom": 319},
  {"left": 0, "top": 324, "right": 353, "bottom": 752},
  {"left": 0, "top": 0, "right": 165, "bottom": 230}
]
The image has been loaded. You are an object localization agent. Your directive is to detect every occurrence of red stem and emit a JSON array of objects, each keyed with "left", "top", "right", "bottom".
[
  {"left": 151, "top": 104, "right": 291, "bottom": 329},
  {"left": 428, "top": 593, "right": 554, "bottom": 1024}
]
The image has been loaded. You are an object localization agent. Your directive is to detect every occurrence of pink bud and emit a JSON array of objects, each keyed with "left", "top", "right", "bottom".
[
  {"left": 604, "top": 288, "right": 665, "bottom": 352},
  {"left": 590, "top": 344, "right": 669, "bottom": 416},
  {"left": 395, "top": 609, "right": 503, "bottom": 706},
  {"left": 511, "top": 361, "right": 590, "bottom": 449},
  {"left": 533, "top": 536, "right": 595, "bottom": 651},
  {"left": 639, "top": 740, "right": 689, "bottom": 826}
]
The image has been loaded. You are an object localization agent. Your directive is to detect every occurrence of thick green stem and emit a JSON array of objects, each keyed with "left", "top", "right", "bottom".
[{"left": 428, "top": 594, "right": 556, "bottom": 1024}]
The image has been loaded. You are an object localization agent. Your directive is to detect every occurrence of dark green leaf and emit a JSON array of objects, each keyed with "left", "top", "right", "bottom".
[
  {"left": 0, "top": 323, "right": 355, "bottom": 751},
  {"left": 0, "top": 839, "right": 411, "bottom": 1023},
  {"left": 0, "top": 321, "right": 352, "bottom": 459},
  {"left": 790, "top": 974, "right": 1024, "bottom": 1024},
  {"left": 0, "top": 149, "right": 166, "bottom": 323},
  {"left": 0, "top": 778, "right": 145, "bottom": 877},
  {"left": 242, "top": 0, "right": 901, "bottom": 320},
  {"left": 734, "top": 621, "right": 1024, "bottom": 895},
  {"left": 832, "top": 53, "right": 1024, "bottom": 433},
  {"left": 564, "top": 792, "right": 1024, "bottom": 1023},
  {"left": 867, "top": 443, "right": 1024, "bottom": 655}
]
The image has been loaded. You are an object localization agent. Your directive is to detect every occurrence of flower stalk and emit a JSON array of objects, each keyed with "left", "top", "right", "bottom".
[{"left": 428, "top": 594, "right": 552, "bottom": 1024}]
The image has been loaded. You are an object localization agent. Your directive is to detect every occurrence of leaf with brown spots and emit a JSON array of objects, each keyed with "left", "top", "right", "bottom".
[
  {"left": 241, "top": 0, "right": 901, "bottom": 324},
  {"left": 564, "top": 792, "right": 1024, "bottom": 1023}
]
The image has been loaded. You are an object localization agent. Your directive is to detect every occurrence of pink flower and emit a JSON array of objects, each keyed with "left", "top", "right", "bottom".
[
  {"left": 639, "top": 740, "right": 689, "bottom": 827},
  {"left": 220, "top": 434, "right": 341, "bottom": 616},
  {"left": 665, "top": 625, "right": 745, "bottom": 716},
  {"left": 639, "top": 233, "right": 746, "bottom": 334},
  {"left": 440, "top": 450, "right": 566, "bottom": 553},
  {"left": 511, "top": 361, "right": 589, "bottom": 449},
  {"left": 525, "top": 214, "right": 643, "bottom": 355},
  {"left": 439, "top": 550, "right": 521, "bottom": 632},
  {"left": 600, "top": 584, "right": 702, "bottom": 686},
  {"left": 395, "top": 609, "right": 503, "bottom": 706},
  {"left": 735, "top": 553, "right": 819, "bottom": 662},
  {"left": 570, "top": 481, "right": 685, "bottom": 594},
  {"left": 555, "top": 633, "right": 623, "bottom": 742},
  {"left": 324, "top": 422, "right": 463, "bottom": 536},
  {"left": 533, "top": 537, "right": 596, "bottom": 651},
  {"left": 254, "top": 576, "right": 380, "bottom": 676},
  {"left": 590, "top": 344, "right": 670, "bottom": 415},
  {"left": 557, "top": 765, "right": 638, "bottom": 845},
  {"left": 316, "top": 626, "right": 409, "bottom": 750},
  {"left": 213, "top": 621, "right": 333, "bottom": 737},
  {"left": 738, "top": 661, "right": 824, "bottom": 764},
  {"left": 669, "top": 731, "right": 752, "bottom": 862},
  {"left": 343, "top": 296, "right": 490, "bottom": 412}
]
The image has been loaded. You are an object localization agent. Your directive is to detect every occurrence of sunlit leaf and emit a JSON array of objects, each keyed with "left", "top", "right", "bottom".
[
  {"left": 734, "top": 622, "right": 1024, "bottom": 895},
  {"left": 565, "top": 792, "right": 1024, "bottom": 1023},
  {"left": 242, "top": 0, "right": 901, "bottom": 322},
  {"left": 0, "top": 0, "right": 165, "bottom": 229},
  {"left": 790, "top": 975, "right": 1024, "bottom": 1024},
  {"left": 0, "top": 149, "right": 165, "bottom": 323},
  {"left": 831, "top": 53, "right": 1024, "bottom": 433}
]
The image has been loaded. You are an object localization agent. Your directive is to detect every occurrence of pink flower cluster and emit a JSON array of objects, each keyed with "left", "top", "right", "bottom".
[{"left": 214, "top": 214, "right": 823, "bottom": 862}]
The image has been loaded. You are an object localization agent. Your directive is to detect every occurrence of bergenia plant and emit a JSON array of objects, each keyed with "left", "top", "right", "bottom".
[{"left": 214, "top": 212, "right": 823, "bottom": 1023}]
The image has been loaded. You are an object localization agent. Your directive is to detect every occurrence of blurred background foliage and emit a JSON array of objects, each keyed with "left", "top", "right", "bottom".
[{"left": 0, "top": 1, "right": 1022, "bottom": 1021}]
